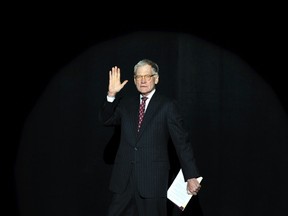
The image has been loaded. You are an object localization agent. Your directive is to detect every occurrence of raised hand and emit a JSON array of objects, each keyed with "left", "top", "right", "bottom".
[{"left": 108, "top": 66, "right": 128, "bottom": 97}]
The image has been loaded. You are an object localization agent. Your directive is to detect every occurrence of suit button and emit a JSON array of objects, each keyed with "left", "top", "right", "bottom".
[{"left": 134, "top": 147, "right": 138, "bottom": 151}]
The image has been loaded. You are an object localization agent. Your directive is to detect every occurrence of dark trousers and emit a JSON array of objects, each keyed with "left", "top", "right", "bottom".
[{"left": 106, "top": 166, "right": 167, "bottom": 216}]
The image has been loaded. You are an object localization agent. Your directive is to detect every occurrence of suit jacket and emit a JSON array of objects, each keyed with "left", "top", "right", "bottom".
[{"left": 99, "top": 91, "right": 199, "bottom": 198}]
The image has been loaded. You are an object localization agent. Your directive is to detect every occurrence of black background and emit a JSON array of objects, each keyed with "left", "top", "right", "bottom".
[
  {"left": 8, "top": 5, "right": 287, "bottom": 215},
  {"left": 15, "top": 12, "right": 287, "bottom": 119}
]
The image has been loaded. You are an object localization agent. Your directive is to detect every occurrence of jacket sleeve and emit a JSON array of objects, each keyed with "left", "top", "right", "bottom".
[
  {"left": 167, "top": 100, "right": 200, "bottom": 181},
  {"left": 98, "top": 97, "right": 121, "bottom": 126}
]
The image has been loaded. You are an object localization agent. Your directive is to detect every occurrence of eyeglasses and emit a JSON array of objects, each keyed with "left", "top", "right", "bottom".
[{"left": 134, "top": 74, "right": 156, "bottom": 81}]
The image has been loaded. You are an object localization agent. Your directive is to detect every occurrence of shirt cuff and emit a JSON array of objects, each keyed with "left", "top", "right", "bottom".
[{"left": 107, "top": 95, "right": 115, "bottom": 102}]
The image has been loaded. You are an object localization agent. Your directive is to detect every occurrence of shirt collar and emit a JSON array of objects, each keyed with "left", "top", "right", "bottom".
[{"left": 140, "top": 89, "right": 156, "bottom": 100}]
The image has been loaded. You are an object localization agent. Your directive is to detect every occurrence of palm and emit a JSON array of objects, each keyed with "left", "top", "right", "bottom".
[{"left": 108, "top": 66, "right": 128, "bottom": 95}]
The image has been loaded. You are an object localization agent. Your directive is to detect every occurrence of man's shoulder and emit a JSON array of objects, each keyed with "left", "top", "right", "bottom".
[{"left": 154, "top": 92, "right": 176, "bottom": 103}]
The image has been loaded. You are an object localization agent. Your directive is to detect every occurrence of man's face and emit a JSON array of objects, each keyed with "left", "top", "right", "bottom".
[{"left": 134, "top": 65, "right": 159, "bottom": 96}]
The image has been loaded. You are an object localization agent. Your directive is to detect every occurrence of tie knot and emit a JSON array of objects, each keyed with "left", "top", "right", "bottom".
[{"left": 141, "top": 96, "right": 148, "bottom": 102}]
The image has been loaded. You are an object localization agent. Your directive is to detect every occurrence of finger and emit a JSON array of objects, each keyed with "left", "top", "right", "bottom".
[
  {"left": 111, "top": 66, "right": 117, "bottom": 74},
  {"left": 187, "top": 190, "right": 197, "bottom": 196},
  {"left": 110, "top": 67, "right": 119, "bottom": 80},
  {"left": 116, "top": 67, "right": 120, "bottom": 79}
]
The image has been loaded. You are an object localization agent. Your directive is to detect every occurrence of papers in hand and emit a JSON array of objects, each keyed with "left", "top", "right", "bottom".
[{"left": 167, "top": 169, "right": 203, "bottom": 211}]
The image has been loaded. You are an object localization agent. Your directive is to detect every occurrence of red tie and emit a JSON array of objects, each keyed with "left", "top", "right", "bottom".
[{"left": 137, "top": 96, "right": 148, "bottom": 132}]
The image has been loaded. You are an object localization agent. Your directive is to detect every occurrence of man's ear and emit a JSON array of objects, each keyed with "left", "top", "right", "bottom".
[{"left": 155, "top": 76, "right": 159, "bottom": 84}]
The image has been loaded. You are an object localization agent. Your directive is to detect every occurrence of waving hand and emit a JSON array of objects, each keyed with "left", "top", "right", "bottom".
[{"left": 108, "top": 66, "right": 128, "bottom": 97}]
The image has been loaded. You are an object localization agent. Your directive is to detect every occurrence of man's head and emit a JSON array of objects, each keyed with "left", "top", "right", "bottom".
[{"left": 134, "top": 59, "right": 159, "bottom": 96}]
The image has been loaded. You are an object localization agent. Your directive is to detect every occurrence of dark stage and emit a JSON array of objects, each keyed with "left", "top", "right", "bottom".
[{"left": 8, "top": 9, "right": 288, "bottom": 216}]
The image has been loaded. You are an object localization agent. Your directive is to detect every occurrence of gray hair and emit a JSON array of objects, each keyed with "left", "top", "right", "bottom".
[{"left": 134, "top": 59, "right": 159, "bottom": 75}]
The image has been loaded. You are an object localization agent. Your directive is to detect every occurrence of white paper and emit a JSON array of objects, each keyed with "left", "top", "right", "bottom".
[{"left": 167, "top": 169, "right": 203, "bottom": 211}]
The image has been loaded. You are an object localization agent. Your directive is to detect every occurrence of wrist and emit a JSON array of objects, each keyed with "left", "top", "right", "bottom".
[{"left": 107, "top": 91, "right": 116, "bottom": 97}]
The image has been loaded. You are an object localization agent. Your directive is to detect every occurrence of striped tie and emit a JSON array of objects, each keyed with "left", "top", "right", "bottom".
[{"left": 137, "top": 96, "right": 148, "bottom": 132}]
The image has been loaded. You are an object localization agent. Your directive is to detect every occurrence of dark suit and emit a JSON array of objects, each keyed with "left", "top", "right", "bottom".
[{"left": 99, "top": 90, "right": 200, "bottom": 215}]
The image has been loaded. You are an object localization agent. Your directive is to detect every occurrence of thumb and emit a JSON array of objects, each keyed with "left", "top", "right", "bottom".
[{"left": 121, "top": 80, "right": 129, "bottom": 88}]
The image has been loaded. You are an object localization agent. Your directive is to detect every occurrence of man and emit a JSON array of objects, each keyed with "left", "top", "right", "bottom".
[{"left": 99, "top": 59, "right": 201, "bottom": 216}]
